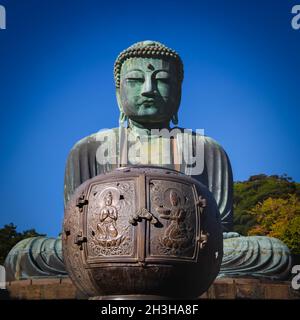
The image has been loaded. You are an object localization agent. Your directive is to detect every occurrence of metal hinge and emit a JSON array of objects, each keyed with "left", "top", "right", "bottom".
[
  {"left": 199, "top": 230, "right": 209, "bottom": 249},
  {"left": 74, "top": 231, "right": 87, "bottom": 250},
  {"left": 196, "top": 195, "right": 207, "bottom": 214},
  {"left": 129, "top": 208, "right": 159, "bottom": 226},
  {"left": 76, "top": 193, "right": 88, "bottom": 212}
]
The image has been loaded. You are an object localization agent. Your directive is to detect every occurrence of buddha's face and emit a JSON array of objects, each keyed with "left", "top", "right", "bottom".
[
  {"left": 170, "top": 192, "right": 179, "bottom": 206},
  {"left": 117, "top": 57, "right": 181, "bottom": 125},
  {"left": 105, "top": 194, "right": 112, "bottom": 206}
]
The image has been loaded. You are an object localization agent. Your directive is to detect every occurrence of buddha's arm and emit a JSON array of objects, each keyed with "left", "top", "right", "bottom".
[
  {"left": 64, "top": 129, "right": 121, "bottom": 207},
  {"left": 191, "top": 135, "right": 234, "bottom": 232},
  {"left": 64, "top": 135, "right": 99, "bottom": 207},
  {"left": 205, "top": 137, "right": 233, "bottom": 232}
]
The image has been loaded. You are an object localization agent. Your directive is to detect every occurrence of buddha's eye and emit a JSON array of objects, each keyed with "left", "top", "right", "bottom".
[
  {"left": 126, "top": 77, "right": 144, "bottom": 83},
  {"left": 156, "top": 78, "right": 170, "bottom": 84},
  {"left": 125, "top": 71, "right": 144, "bottom": 84},
  {"left": 155, "top": 71, "right": 170, "bottom": 84}
]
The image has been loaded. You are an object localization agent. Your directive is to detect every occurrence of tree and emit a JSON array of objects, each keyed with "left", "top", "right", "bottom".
[
  {"left": 0, "top": 223, "right": 45, "bottom": 265},
  {"left": 248, "top": 194, "right": 300, "bottom": 254},
  {"left": 233, "top": 174, "right": 300, "bottom": 235}
]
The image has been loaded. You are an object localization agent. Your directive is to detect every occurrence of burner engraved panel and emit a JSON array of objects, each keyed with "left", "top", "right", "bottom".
[
  {"left": 86, "top": 180, "right": 136, "bottom": 258},
  {"left": 148, "top": 179, "right": 198, "bottom": 260}
]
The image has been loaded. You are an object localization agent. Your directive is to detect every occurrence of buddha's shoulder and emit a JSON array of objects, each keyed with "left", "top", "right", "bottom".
[
  {"left": 70, "top": 128, "right": 120, "bottom": 152},
  {"left": 202, "top": 135, "right": 224, "bottom": 150}
]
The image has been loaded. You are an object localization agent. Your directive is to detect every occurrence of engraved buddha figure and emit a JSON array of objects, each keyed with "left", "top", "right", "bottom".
[
  {"left": 97, "top": 191, "right": 118, "bottom": 241},
  {"left": 159, "top": 190, "right": 188, "bottom": 249}
]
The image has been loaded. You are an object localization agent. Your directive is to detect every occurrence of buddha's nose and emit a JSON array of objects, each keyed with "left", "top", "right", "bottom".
[{"left": 141, "top": 77, "right": 156, "bottom": 97}]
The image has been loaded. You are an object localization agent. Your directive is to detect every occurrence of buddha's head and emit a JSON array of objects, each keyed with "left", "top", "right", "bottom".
[
  {"left": 114, "top": 41, "right": 184, "bottom": 128},
  {"left": 170, "top": 190, "right": 179, "bottom": 206},
  {"left": 104, "top": 191, "right": 113, "bottom": 206}
]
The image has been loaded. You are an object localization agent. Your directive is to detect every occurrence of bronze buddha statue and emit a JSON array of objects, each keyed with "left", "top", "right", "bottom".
[{"left": 5, "top": 41, "right": 291, "bottom": 287}]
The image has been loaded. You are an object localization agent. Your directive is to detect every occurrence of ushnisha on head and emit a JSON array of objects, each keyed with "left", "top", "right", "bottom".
[{"left": 114, "top": 41, "right": 184, "bottom": 128}]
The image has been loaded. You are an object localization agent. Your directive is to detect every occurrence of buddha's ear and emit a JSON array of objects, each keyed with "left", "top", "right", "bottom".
[
  {"left": 116, "top": 89, "right": 127, "bottom": 126},
  {"left": 172, "top": 82, "right": 182, "bottom": 115},
  {"left": 116, "top": 89, "right": 122, "bottom": 111}
]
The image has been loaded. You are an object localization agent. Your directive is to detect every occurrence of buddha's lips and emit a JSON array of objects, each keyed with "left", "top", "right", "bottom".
[{"left": 138, "top": 99, "right": 156, "bottom": 106}]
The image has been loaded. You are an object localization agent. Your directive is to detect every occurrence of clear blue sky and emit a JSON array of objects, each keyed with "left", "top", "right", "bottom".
[{"left": 0, "top": 0, "right": 299, "bottom": 237}]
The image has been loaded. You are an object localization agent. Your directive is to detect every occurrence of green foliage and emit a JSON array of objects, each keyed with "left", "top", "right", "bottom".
[
  {"left": 0, "top": 223, "right": 45, "bottom": 265},
  {"left": 233, "top": 174, "right": 300, "bottom": 235},
  {"left": 248, "top": 194, "right": 300, "bottom": 254}
]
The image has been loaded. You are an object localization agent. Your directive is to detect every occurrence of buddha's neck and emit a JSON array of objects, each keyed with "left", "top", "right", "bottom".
[{"left": 128, "top": 119, "right": 171, "bottom": 135}]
